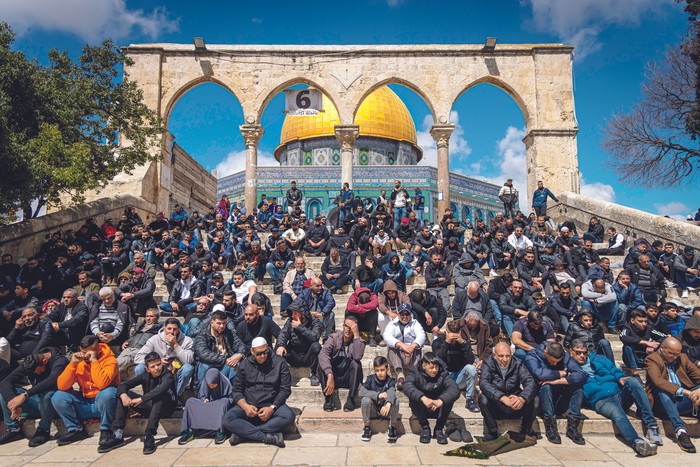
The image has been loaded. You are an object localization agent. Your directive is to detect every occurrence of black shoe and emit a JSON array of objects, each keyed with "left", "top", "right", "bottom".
[
  {"left": 368, "top": 337, "right": 378, "bottom": 347},
  {"left": 263, "top": 432, "right": 285, "bottom": 448},
  {"left": 434, "top": 428, "right": 448, "bottom": 445},
  {"left": 229, "top": 433, "right": 243, "bottom": 446},
  {"left": 419, "top": 426, "right": 431, "bottom": 444},
  {"left": 448, "top": 429, "right": 462, "bottom": 442},
  {"left": 678, "top": 432, "right": 697, "bottom": 453},
  {"left": 343, "top": 398, "right": 356, "bottom": 412},
  {"left": 565, "top": 416, "right": 585, "bottom": 445},
  {"left": 97, "top": 435, "right": 125, "bottom": 453},
  {"left": 460, "top": 429, "right": 473, "bottom": 443},
  {"left": 57, "top": 429, "right": 89, "bottom": 446},
  {"left": 309, "top": 374, "right": 320, "bottom": 386},
  {"left": 214, "top": 431, "right": 226, "bottom": 445},
  {"left": 99, "top": 430, "right": 112, "bottom": 446},
  {"left": 466, "top": 399, "right": 480, "bottom": 412},
  {"left": 143, "top": 435, "right": 156, "bottom": 455},
  {"left": 387, "top": 426, "right": 397, "bottom": 443},
  {"left": 482, "top": 432, "right": 498, "bottom": 442},
  {"left": 361, "top": 426, "right": 372, "bottom": 442},
  {"left": 396, "top": 376, "right": 405, "bottom": 391},
  {"left": 323, "top": 398, "right": 334, "bottom": 412},
  {"left": 0, "top": 430, "right": 24, "bottom": 445},
  {"left": 178, "top": 429, "right": 194, "bottom": 445},
  {"left": 543, "top": 416, "right": 561, "bottom": 444},
  {"left": 28, "top": 429, "right": 50, "bottom": 447}
]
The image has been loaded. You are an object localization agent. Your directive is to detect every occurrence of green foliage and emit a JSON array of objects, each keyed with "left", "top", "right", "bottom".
[{"left": 0, "top": 22, "right": 162, "bottom": 218}]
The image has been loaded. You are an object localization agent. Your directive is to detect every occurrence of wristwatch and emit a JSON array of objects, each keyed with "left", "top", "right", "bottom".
[{"left": 269, "top": 404, "right": 277, "bottom": 410}]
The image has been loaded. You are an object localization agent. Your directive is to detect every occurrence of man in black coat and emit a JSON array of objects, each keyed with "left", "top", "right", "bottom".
[
  {"left": 237, "top": 304, "right": 281, "bottom": 352},
  {"left": 115, "top": 267, "right": 156, "bottom": 318},
  {"left": 409, "top": 288, "right": 447, "bottom": 341},
  {"left": 7, "top": 306, "right": 55, "bottom": 361},
  {"left": 0, "top": 348, "right": 69, "bottom": 446},
  {"left": 403, "top": 352, "right": 460, "bottom": 445},
  {"left": 223, "top": 337, "right": 293, "bottom": 447},
  {"left": 47, "top": 288, "right": 89, "bottom": 352},
  {"left": 478, "top": 342, "right": 538, "bottom": 440},
  {"left": 275, "top": 299, "right": 323, "bottom": 386},
  {"left": 194, "top": 310, "right": 246, "bottom": 385}
]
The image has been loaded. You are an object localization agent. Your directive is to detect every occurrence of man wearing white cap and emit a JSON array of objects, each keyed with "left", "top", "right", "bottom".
[{"left": 223, "top": 337, "right": 293, "bottom": 447}]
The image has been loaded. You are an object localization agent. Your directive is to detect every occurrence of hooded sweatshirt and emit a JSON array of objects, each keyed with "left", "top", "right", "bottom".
[
  {"left": 380, "top": 252, "right": 408, "bottom": 291},
  {"left": 452, "top": 252, "right": 486, "bottom": 289},
  {"left": 681, "top": 315, "right": 700, "bottom": 364},
  {"left": 377, "top": 280, "right": 410, "bottom": 316},
  {"left": 135, "top": 328, "right": 195, "bottom": 365},
  {"left": 346, "top": 287, "right": 379, "bottom": 317},
  {"left": 0, "top": 347, "right": 68, "bottom": 401},
  {"left": 57, "top": 343, "right": 119, "bottom": 398}
]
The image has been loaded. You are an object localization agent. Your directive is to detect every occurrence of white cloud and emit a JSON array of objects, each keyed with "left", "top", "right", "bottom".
[
  {"left": 214, "top": 149, "right": 278, "bottom": 178},
  {"left": 417, "top": 111, "right": 472, "bottom": 168},
  {"left": 654, "top": 201, "right": 691, "bottom": 221},
  {"left": 0, "top": 0, "right": 179, "bottom": 42},
  {"left": 251, "top": 17, "right": 263, "bottom": 24},
  {"left": 385, "top": 0, "right": 404, "bottom": 7},
  {"left": 580, "top": 179, "right": 616, "bottom": 202},
  {"left": 522, "top": 0, "right": 677, "bottom": 60}
]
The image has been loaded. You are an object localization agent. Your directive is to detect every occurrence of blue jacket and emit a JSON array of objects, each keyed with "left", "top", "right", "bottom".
[
  {"left": 381, "top": 252, "right": 408, "bottom": 291},
  {"left": 581, "top": 353, "right": 625, "bottom": 407},
  {"left": 524, "top": 343, "right": 588, "bottom": 385},
  {"left": 297, "top": 287, "right": 336, "bottom": 317},
  {"left": 532, "top": 188, "right": 559, "bottom": 207},
  {"left": 613, "top": 282, "right": 645, "bottom": 309}
]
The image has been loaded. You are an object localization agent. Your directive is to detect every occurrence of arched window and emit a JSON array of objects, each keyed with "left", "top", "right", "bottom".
[
  {"left": 450, "top": 202, "right": 459, "bottom": 219},
  {"left": 475, "top": 209, "right": 484, "bottom": 223},
  {"left": 306, "top": 198, "right": 323, "bottom": 218},
  {"left": 486, "top": 211, "right": 495, "bottom": 224},
  {"left": 462, "top": 206, "right": 471, "bottom": 225}
]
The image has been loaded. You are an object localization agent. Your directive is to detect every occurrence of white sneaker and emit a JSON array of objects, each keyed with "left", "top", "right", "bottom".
[
  {"left": 489, "top": 269, "right": 499, "bottom": 277},
  {"left": 682, "top": 289, "right": 689, "bottom": 299},
  {"left": 665, "top": 280, "right": 677, "bottom": 288}
]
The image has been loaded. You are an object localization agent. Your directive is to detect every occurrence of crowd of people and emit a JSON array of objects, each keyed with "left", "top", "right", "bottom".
[{"left": 0, "top": 178, "right": 699, "bottom": 457}]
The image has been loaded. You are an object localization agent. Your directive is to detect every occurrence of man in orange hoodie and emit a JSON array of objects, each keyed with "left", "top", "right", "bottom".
[{"left": 51, "top": 335, "right": 119, "bottom": 446}]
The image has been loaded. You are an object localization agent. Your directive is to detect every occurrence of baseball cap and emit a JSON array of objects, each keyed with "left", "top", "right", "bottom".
[
  {"left": 398, "top": 303, "right": 412, "bottom": 315},
  {"left": 684, "top": 246, "right": 694, "bottom": 255},
  {"left": 132, "top": 267, "right": 144, "bottom": 274},
  {"left": 212, "top": 272, "right": 224, "bottom": 279},
  {"left": 213, "top": 304, "right": 225, "bottom": 312},
  {"left": 81, "top": 253, "right": 95, "bottom": 261}
]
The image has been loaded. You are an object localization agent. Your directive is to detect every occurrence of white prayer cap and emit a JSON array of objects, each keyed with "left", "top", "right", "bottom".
[
  {"left": 213, "top": 304, "right": 225, "bottom": 312},
  {"left": 251, "top": 337, "right": 268, "bottom": 348}
]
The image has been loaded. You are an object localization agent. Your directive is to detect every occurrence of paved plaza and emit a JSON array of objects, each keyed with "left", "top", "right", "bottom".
[{"left": 0, "top": 431, "right": 691, "bottom": 467}]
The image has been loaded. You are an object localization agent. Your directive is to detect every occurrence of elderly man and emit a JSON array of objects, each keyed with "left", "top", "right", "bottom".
[
  {"left": 88, "top": 287, "right": 131, "bottom": 348},
  {"left": 478, "top": 342, "right": 538, "bottom": 441},
  {"left": 568, "top": 339, "right": 660, "bottom": 457},
  {"left": 318, "top": 316, "right": 365, "bottom": 412},
  {"left": 321, "top": 247, "right": 352, "bottom": 294},
  {"left": 452, "top": 280, "right": 496, "bottom": 323},
  {"left": 383, "top": 303, "right": 426, "bottom": 389},
  {"left": 223, "top": 337, "right": 293, "bottom": 447},
  {"left": 581, "top": 278, "right": 619, "bottom": 331},
  {"left": 281, "top": 256, "right": 315, "bottom": 314},
  {"left": 116, "top": 308, "right": 161, "bottom": 373},
  {"left": 645, "top": 336, "right": 700, "bottom": 453}
]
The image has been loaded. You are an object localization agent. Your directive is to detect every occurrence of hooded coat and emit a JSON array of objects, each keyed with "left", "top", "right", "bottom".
[
  {"left": 380, "top": 252, "right": 408, "bottom": 291},
  {"left": 346, "top": 287, "right": 379, "bottom": 317},
  {"left": 402, "top": 357, "right": 460, "bottom": 404},
  {"left": 275, "top": 301, "right": 323, "bottom": 350},
  {"left": 377, "top": 280, "right": 411, "bottom": 316},
  {"left": 57, "top": 343, "right": 119, "bottom": 398},
  {"left": 564, "top": 309, "right": 606, "bottom": 352},
  {"left": 452, "top": 252, "right": 487, "bottom": 289},
  {"left": 681, "top": 315, "right": 700, "bottom": 364}
]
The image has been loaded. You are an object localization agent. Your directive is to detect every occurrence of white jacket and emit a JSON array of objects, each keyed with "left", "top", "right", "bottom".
[{"left": 382, "top": 317, "right": 426, "bottom": 348}]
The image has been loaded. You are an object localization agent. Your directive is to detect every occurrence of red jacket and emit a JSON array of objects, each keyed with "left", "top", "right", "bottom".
[{"left": 346, "top": 287, "right": 378, "bottom": 317}]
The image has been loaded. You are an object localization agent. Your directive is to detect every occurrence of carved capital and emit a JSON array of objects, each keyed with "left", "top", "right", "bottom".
[
  {"left": 430, "top": 124, "right": 455, "bottom": 149},
  {"left": 334, "top": 125, "right": 360, "bottom": 151},
  {"left": 239, "top": 124, "right": 264, "bottom": 148}
]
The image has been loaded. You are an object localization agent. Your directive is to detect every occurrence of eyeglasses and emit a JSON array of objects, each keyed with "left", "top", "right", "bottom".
[{"left": 253, "top": 349, "right": 270, "bottom": 357}]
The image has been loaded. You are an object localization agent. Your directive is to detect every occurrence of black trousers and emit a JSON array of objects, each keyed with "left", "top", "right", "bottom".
[
  {"left": 222, "top": 404, "right": 295, "bottom": 442},
  {"left": 346, "top": 309, "right": 378, "bottom": 336},
  {"left": 478, "top": 393, "right": 537, "bottom": 436},
  {"left": 285, "top": 342, "right": 322, "bottom": 374},
  {"left": 408, "top": 398, "right": 454, "bottom": 431},
  {"left": 317, "top": 359, "right": 363, "bottom": 400},
  {"left": 113, "top": 390, "right": 176, "bottom": 436},
  {"left": 321, "top": 274, "right": 351, "bottom": 291}
]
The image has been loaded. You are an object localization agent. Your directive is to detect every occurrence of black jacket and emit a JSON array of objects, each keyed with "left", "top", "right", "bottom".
[
  {"left": 118, "top": 368, "right": 176, "bottom": 406},
  {"left": 572, "top": 247, "right": 601, "bottom": 269},
  {"left": 194, "top": 326, "right": 246, "bottom": 366},
  {"left": 0, "top": 348, "right": 68, "bottom": 400},
  {"left": 322, "top": 255, "right": 351, "bottom": 276},
  {"left": 47, "top": 302, "right": 89, "bottom": 350},
  {"left": 564, "top": 310, "right": 606, "bottom": 352},
  {"left": 236, "top": 315, "right": 281, "bottom": 351},
  {"left": 432, "top": 336, "right": 475, "bottom": 372},
  {"left": 276, "top": 304, "right": 322, "bottom": 350},
  {"left": 627, "top": 264, "right": 666, "bottom": 300},
  {"left": 424, "top": 262, "right": 451, "bottom": 288},
  {"left": 403, "top": 358, "right": 460, "bottom": 403},
  {"left": 168, "top": 278, "right": 205, "bottom": 303},
  {"left": 479, "top": 355, "right": 537, "bottom": 403},
  {"left": 7, "top": 319, "right": 55, "bottom": 358},
  {"left": 451, "top": 288, "right": 494, "bottom": 321},
  {"left": 232, "top": 354, "right": 291, "bottom": 409},
  {"left": 411, "top": 294, "right": 447, "bottom": 332}
]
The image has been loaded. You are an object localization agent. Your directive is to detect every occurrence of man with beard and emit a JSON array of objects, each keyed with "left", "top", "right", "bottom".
[
  {"left": 275, "top": 300, "right": 323, "bottom": 386},
  {"left": 318, "top": 316, "right": 365, "bottom": 412},
  {"left": 47, "top": 288, "right": 89, "bottom": 352},
  {"left": 321, "top": 248, "right": 351, "bottom": 294},
  {"left": 116, "top": 267, "right": 156, "bottom": 317},
  {"left": 377, "top": 280, "right": 410, "bottom": 335},
  {"left": 7, "top": 306, "right": 54, "bottom": 361},
  {"left": 498, "top": 279, "right": 533, "bottom": 337},
  {"left": 237, "top": 304, "right": 281, "bottom": 351}
]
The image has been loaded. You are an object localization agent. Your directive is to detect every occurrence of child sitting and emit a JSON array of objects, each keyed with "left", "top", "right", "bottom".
[
  {"left": 358, "top": 356, "right": 399, "bottom": 443},
  {"left": 619, "top": 309, "right": 659, "bottom": 369}
]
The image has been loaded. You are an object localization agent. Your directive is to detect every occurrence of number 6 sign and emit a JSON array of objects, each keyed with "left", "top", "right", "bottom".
[{"left": 285, "top": 89, "right": 323, "bottom": 116}]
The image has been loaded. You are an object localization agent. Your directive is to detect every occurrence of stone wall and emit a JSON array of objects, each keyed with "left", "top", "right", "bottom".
[
  {"left": 0, "top": 195, "right": 156, "bottom": 264},
  {"left": 549, "top": 192, "right": 700, "bottom": 247},
  {"left": 168, "top": 140, "right": 217, "bottom": 215}
]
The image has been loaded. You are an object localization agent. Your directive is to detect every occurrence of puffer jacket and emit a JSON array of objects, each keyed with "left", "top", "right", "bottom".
[
  {"left": 581, "top": 352, "right": 625, "bottom": 407},
  {"left": 275, "top": 301, "right": 323, "bottom": 350},
  {"left": 524, "top": 343, "right": 588, "bottom": 385},
  {"left": 402, "top": 357, "right": 460, "bottom": 404},
  {"left": 564, "top": 309, "right": 606, "bottom": 352},
  {"left": 194, "top": 325, "right": 245, "bottom": 366},
  {"left": 479, "top": 354, "right": 537, "bottom": 403}
]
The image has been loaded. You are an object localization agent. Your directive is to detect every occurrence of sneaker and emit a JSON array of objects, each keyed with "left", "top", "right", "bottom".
[
  {"left": 633, "top": 438, "right": 657, "bottom": 457},
  {"left": 97, "top": 435, "right": 125, "bottom": 454},
  {"left": 28, "top": 429, "right": 50, "bottom": 447},
  {"left": 396, "top": 376, "right": 405, "bottom": 391},
  {"left": 361, "top": 426, "right": 372, "bottom": 442},
  {"left": 646, "top": 426, "right": 663, "bottom": 446},
  {"left": 387, "top": 426, "right": 397, "bottom": 443},
  {"left": 419, "top": 426, "right": 431, "bottom": 444},
  {"left": 178, "top": 429, "right": 195, "bottom": 445},
  {"left": 0, "top": 430, "right": 24, "bottom": 445},
  {"left": 263, "top": 432, "right": 285, "bottom": 448},
  {"left": 482, "top": 432, "right": 498, "bottom": 442},
  {"left": 99, "top": 430, "right": 112, "bottom": 446},
  {"left": 143, "top": 435, "right": 156, "bottom": 455},
  {"left": 677, "top": 431, "right": 696, "bottom": 453},
  {"left": 460, "top": 429, "right": 473, "bottom": 443},
  {"left": 682, "top": 289, "right": 690, "bottom": 299},
  {"left": 466, "top": 399, "right": 480, "bottom": 413},
  {"left": 343, "top": 398, "right": 356, "bottom": 412},
  {"left": 368, "top": 337, "right": 378, "bottom": 347},
  {"left": 489, "top": 269, "right": 500, "bottom": 277},
  {"left": 229, "top": 433, "right": 243, "bottom": 446},
  {"left": 56, "top": 429, "right": 88, "bottom": 446},
  {"left": 433, "top": 428, "right": 448, "bottom": 445},
  {"left": 214, "top": 431, "right": 226, "bottom": 445},
  {"left": 309, "top": 374, "right": 320, "bottom": 386}
]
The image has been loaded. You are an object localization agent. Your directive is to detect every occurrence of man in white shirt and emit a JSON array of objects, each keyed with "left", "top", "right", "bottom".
[
  {"left": 382, "top": 303, "right": 426, "bottom": 389},
  {"left": 230, "top": 270, "right": 257, "bottom": 306},
  {"left": 282, "top": 221, "right": 306, "bottom": 253},
  {"left": 507, "top": 226, "right": 533, "bottom": 265}
]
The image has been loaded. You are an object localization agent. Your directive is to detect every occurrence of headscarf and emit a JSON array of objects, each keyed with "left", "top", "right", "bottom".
[
  {"left": 198, "top": 367, "right": 233, "bottom": 401},
  {"left": 41, "top": 299, "right": 60, "bottom": 316}
]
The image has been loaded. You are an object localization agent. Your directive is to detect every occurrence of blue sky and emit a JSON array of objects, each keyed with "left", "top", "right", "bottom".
[{"left": 1, "top": 0, "right": 696, "bottom": 218}]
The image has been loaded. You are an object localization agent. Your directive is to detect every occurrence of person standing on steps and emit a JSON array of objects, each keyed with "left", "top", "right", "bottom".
[{"left": 531, "top": 180, "right": 559, "bottom": 217}]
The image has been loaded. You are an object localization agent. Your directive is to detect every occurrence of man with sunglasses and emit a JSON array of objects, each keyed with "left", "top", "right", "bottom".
[
  {"left": 223, "top": 337, "right": 293, "bottom": 447},
  {"left": 568, "top": 339, "right": 659, "bottom": 457}
]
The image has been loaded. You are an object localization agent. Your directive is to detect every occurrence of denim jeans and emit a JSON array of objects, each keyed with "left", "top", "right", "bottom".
[
  {"left": 0, "top": 390, "right": 55, "bottom": 432},
  {"left": 181, "top": 318, "right": 201, "bottom": 337},
  {"left": 514, "top": 348, "right": 529, "bottom": 361},
  {"left": 502, "top": 314, "right": 517, "bottom": 337},
  {"left": 538, "top": 384, "right": 582, "bottom": 418},
  {"left": 135, "top": 363, "right": 194, "bottom": 396},
  {"left": 51, "top": 387, "right": 117, "bottom": 431},
  {"left": 676, "top": 272, "right": 700, "bottom": 290},
  {"left": 652, "top": 384, "right": 700, "bottom": 431},
  {"left": 582, "top": 300, "right": 619, "bottom": 328},
  {"left": 358, "top": 278, "right": 384, "bottom": 294},
  {"left": 449, "top": 364, "right": 478, "bottom": 399},
  {"left": 266, "top": 262, "right": 292, "bottom": 283},
  {"left": 393, "top": 207, "right": 407, "bottom": 228},
  {"left": 594, "top": 377, "right": 657, "bottom": 445},
  {"left": 489, "top": 300, "right": 502, "bottom": 328},
  {"left": 159, "top": 301, "right": 197, "bottom": 316},
  {"left": 197, "top": 362, "right": 236, "bottom": 389},
  {"left": 622, "top": 345, "right": 646, "bottom": 369}
]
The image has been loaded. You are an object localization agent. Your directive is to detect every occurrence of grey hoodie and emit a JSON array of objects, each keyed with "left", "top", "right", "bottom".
[
  {"left": 135, "top": 328, "right": 195, "bottom": 365},
  {"left": 453, "top": 252, "right": 486, "bottom": 288}
]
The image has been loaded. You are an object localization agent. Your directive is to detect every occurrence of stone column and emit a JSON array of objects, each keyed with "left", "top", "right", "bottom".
[
  {"left": 334, "top": 125, "right": 360, "bottom": 188},
  {"left": 430, "top": 124, "right": 455, "bottom": 218},
  {"left": 522, "top": 128, "right": 579, "bottom": 207},
  {"left": 240, "top": 124, "right": 264, "bottom": 214}
]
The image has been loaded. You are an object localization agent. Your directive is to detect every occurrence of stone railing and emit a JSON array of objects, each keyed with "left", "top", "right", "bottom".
[
  {"left": 549, "top": 192, "right": 700, "bottom": 247},
  {"left": 0, "top": 194, "right": 156, "bottom": 263}
]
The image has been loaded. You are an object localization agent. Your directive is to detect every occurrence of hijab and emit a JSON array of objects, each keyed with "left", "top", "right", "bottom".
[{"left": 198, "top": 367, "right": 233, "bottom": 401}]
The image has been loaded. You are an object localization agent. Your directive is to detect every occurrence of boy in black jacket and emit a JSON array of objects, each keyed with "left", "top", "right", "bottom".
[
  {"left": 359, "top": 356, "right": 399, "bottom": 443},
  {"left": 99, "top": 352, "right": 177, "bottom": 455},
  {"left": 619, "top": 309, "right": 659, "bottom": 369}
]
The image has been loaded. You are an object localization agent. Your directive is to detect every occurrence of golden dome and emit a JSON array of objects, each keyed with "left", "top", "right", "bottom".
[{"left": 277, "top": 86, "right": 418, "bottom": 155}]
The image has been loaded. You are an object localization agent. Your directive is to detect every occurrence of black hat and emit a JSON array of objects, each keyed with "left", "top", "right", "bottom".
[
  {"left": 81, "top": 253, "right": 95, "bottom": 261},
  {"left": 684, "top": 246, "right": 695, "bottom": 255},
  {"left": 212, "top": 272, "right": 224, "bottom": 279}
]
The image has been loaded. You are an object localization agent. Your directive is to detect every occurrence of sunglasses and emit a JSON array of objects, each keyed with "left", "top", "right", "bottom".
[
  {"left": 253, "top": 349, "right": 270, "bottom": 357},
  {"left": 399, "top": 312, "right": 411, "bottom": 316}
]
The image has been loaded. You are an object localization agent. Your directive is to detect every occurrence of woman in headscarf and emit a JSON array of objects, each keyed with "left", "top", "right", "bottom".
[{"left": 178, "top": 368, "right": 233, "bottom": 445}]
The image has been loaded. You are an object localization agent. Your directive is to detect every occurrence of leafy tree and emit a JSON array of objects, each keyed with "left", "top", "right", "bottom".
[{"left": 0, "top": 23, "right": 162, "bottom": 218}]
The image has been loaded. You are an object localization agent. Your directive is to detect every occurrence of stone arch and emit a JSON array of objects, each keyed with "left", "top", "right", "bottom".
[
  {"left": 475, "top": 208, "right": 485, "bottom": 223},
  {"left": 162, "top": 76, "right": 243, "bottom": 129},
  {"left": 450, "top": 76, "right": 530, "bottom": 128},
  {"left": 352, "top": 77, "right": 437, "bottom": 123},
  {"left": 256, "top": 77, "right": 343, "bottom": 124}
]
